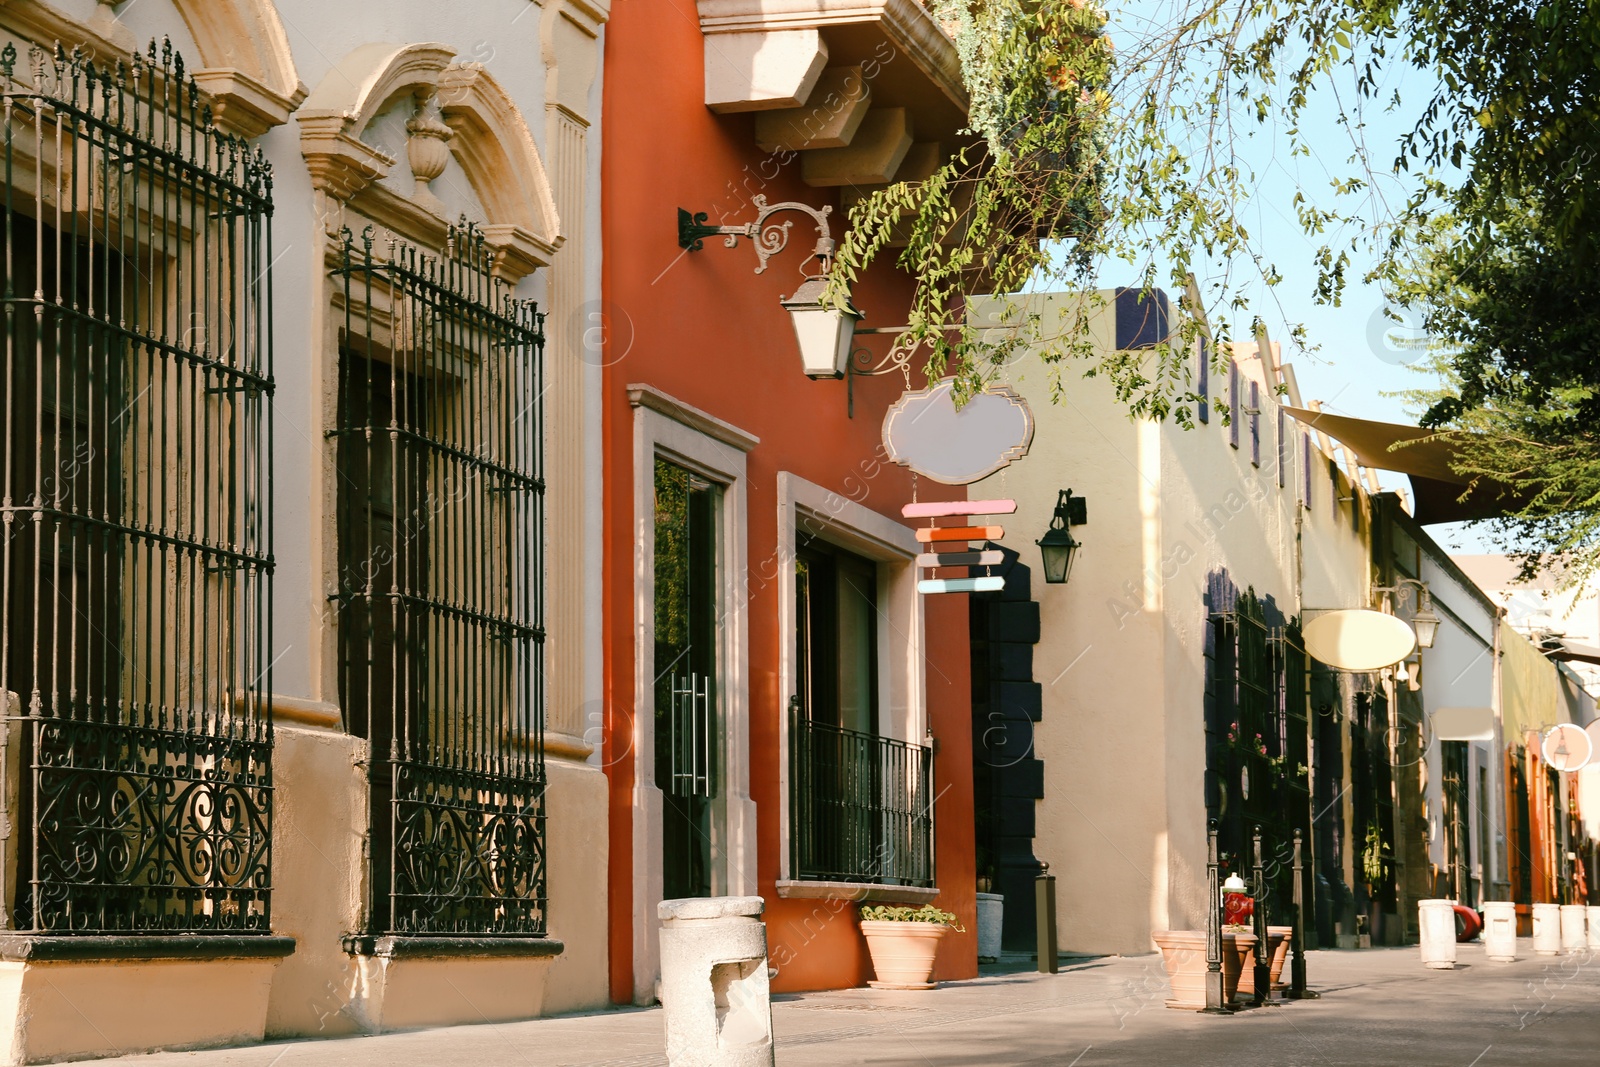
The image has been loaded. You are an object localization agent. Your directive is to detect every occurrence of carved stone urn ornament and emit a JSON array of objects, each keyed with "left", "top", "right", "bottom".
[{"left": 406, "top": 87, "right": 454, "bottom": 212}]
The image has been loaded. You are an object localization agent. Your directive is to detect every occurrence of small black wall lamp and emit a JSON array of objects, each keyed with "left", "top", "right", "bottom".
[{"left": 1036, "top": 490, "right": 1087, "bottom": 585}]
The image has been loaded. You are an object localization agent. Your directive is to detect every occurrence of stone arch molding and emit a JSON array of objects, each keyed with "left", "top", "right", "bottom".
[
  {"left": 0, "top": 0, "right": 306, "bottom": 137},
  {"left": 173, "top": 0, "right": 305, "bottom": 135},
  {"left": 298, "top": 42, "right": 562, "bottom": 281}
]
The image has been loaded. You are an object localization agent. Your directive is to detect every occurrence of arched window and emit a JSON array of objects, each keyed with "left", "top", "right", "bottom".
[{"left": 301, "top": 44, "right": 560, "bottom": 941}]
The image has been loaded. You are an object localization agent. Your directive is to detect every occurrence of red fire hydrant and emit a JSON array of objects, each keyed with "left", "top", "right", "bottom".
[{"left": 1222, "top": 872, "right": 1254, "bottom": 926}]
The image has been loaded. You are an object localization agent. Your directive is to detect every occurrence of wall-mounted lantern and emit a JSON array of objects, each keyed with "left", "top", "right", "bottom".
[
  {"left": 1376, "top": 576, "right": 1439, "bottom": 649},
  {"left": 1036, "top": 489, "right": 1087, "bottom": 585},
  {"left": 779, "top": 276, "right": 860, "bottom": 379},
  {"left": 678, "top": 196, "right": 860, "bottom": 379},
  {"left": 1411, "top": 596, "right": 1441, "bottom": 649}
]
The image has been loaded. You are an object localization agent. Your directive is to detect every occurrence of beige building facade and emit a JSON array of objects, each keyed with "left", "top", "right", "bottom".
[
  {"left": 0, "top": 1, "right": 609, "bottom": 1061},
  {"left": 970, "top": 290, "right": 1407, "bottom": 956}
]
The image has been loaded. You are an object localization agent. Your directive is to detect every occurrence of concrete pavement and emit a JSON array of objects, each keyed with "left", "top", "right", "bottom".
[{"left": 88, "top": 944, "right": 1600, "bottom": 1066}]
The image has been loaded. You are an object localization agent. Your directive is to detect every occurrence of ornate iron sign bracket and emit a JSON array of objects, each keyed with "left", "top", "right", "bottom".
[{"left": 677, "top": 195, "right": 835, "bottom": 275}]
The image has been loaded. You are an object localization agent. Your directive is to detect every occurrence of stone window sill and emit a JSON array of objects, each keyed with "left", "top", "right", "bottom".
[
  {"left": 775, "top": 880, "right": 939, "bottom": 904},
  {"left": 0, "top": 934, "right": 296, "bottom": 962},
  {"left": 341, "top": 935, "right": 566, "bottom": 960}
]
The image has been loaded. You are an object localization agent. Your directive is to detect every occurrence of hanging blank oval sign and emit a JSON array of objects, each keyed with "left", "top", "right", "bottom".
[
  {"left": 1302, "top": 609, "right": 1417, "bottom": 672},
  {"left": 882, "top": 378, "right": 1035, "bottom": 485},
  {"left": 1542, "top": 723, "right": 1593, "bottom": 772}
]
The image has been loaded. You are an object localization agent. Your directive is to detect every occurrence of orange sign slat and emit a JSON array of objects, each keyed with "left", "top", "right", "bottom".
[{"left": 914, "top": 525, "right": 1003, "bottom": 543}]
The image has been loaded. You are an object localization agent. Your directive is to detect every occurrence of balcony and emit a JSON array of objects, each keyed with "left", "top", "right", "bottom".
[{"left": 788, "top": 711, "right": 935, "bottom": 892}]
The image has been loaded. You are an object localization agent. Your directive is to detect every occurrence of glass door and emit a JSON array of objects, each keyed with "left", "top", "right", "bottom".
[{"left": 654, "top": 459, "right": 720, "bottom": 899}]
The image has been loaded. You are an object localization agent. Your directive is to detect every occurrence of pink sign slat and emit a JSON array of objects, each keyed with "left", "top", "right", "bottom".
[{"left": 901, "top": 499, "right": 1017, "bottom": 519}]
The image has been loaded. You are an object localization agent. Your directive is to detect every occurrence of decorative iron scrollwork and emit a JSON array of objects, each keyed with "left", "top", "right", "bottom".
[
  {"left": 677, "top": 195, "right": 835, "bottom": 275},
  {"left": 390, "top": 761, "right": 547, "bottom": 935},
  {"left": 30, "top": 722, "right": 271, "bottom": 933}
]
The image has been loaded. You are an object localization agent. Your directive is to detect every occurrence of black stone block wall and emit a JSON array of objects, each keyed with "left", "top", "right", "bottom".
[{"left": 970, "top": 542, "right": 1047, "bottom": 952}]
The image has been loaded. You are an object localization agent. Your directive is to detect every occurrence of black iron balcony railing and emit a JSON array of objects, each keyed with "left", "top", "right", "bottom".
[{"left": 789, "top": 706, "right": 934, "bottom": 887}]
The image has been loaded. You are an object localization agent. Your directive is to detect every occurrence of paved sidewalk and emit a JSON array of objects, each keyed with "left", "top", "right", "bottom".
[{"left": 92, "top": 945, "right": 1600, "bottom": 1066}]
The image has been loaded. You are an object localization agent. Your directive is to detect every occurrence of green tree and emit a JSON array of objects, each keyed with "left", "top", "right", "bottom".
[
  {"left": 1387, "top": 0, "right": 1600, "bottom": 582},
  {"left": 828, "top": 0, "right": 1600, "bottom": 443},
  {"left": 1395, "top": 202, "right": 1600, "bottom": 582}
]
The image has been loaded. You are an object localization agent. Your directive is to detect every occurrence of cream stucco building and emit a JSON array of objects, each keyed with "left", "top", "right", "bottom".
[
  {"left": 0, "top": 1, "right": 609, "bottom": 1061},
  {"left": 967, "top": 290, "right": 1480, "bottom": 956}
]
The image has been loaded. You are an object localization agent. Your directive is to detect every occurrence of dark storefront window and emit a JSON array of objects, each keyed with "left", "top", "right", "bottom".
[
  {"left": 1207, "top": 590, "right": 1313, "bottom": 923},
  {"left": 654, "top": 458, "right": 719, "bottom": 900},
  {"left": 791, "top": 537, "right": 932, "bottom": 887}
]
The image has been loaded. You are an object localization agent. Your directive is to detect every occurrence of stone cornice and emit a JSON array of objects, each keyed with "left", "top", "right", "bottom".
[
  {"left": 0, "top": 0, "right": 128, "bottom": 63},
  {"left": 558, "top": 0, "right": 611, "bottom": 34},
  {"left": 696, "top": 0, "right": 966, "bottom": 110},
  {"left": 297, "top": 113, "right": 396, "bottom": 200},
  {"left": 628, "top": 384, "right": 761, "bottom": 453}
]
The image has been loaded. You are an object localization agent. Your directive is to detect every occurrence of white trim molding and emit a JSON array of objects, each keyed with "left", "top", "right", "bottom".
[{"left": 628, "top": 388, "right": 758, "bottom": 1004}]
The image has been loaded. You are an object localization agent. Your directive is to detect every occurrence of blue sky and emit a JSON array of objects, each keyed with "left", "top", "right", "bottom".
[{"left": 1087, "top": 1, "right": 1492, "bottom": 552}]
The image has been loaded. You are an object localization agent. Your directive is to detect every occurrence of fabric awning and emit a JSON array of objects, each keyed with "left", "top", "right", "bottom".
[{"left": 1282, "top": 407, "right": 1534, "bottom": 524}]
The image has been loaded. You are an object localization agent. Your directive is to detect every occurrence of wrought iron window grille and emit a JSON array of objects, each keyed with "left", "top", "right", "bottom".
[
  {"left": 788, "top": 702, "right": 935, "bottom": 887},
  {"left": 0, "top": 40, "right": 276, "bottom": 935},
  {"left": 331, "top": 221, "right": 548, "bottom": 938}
]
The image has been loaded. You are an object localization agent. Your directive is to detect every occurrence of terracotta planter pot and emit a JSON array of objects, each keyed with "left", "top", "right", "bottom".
[
  {"left": 1152, "top": 930, "right": 1253, "bottom": 1010},
  {"left": 1226, "top": 932, "right": 1258, "bottom": 1003},
  {"left": 1234, "top": 930, "right": 1284, "bottom": 999},
  {"left": 1268, "top": 926, "right": 1292, "bottom": 991},
  {"left": 861, "top": 920, "right": 949, "bottom": 989}
]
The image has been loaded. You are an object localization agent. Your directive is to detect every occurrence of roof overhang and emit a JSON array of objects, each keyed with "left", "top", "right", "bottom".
[{"left": 1548, "top": 641, "right": 1600, "bottom": 667}]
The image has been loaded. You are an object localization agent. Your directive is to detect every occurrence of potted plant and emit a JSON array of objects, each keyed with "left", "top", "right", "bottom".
[
  {"left": 1268, "top": 926, "right": 1293, "bottom": 991},
  {"left": 859, "top": 904, "right": 964, "bottom": 989}
]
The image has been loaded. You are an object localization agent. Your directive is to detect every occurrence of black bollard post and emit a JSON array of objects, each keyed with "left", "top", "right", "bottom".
[
  {"left": 1251, "top": 826, "right": 1270, "bottom": 1006},
  {"left": 1287, "top": 828, "right": 1317, "bottom": 999},
  {"left": 1203, "top": 819, "right": 1232, "bottom": 1013},
  {"left": 1036, "top": 862, "right": 1058, "bottom": 974}
]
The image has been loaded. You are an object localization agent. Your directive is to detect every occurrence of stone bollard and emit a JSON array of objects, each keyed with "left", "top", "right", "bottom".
[
  {"left": 1589, "top": 906, "right": 1600, "bottom": 952},
  {"left": 1417, "top": 899, "right": 1456, "bottom": 970},
  {"left": 1531, "top": 903, "right": 1563, "bottom": 956},
  {"left": 1482, "top": 902, "right": 1517, "bottom": 962},
  {"left": 658, "top": 897, "right": 774, "bottom": 1067},
  {"left": 1560, "top": 904, "right": 1588, "bottom": 954}
]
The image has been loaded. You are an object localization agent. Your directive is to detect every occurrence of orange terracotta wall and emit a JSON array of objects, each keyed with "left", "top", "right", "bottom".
[{"left": 602, "top": 1, "right": 976, "bottom": 1002}]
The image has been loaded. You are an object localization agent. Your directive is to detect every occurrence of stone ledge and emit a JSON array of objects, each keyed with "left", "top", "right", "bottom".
[
  {"left": 0, "top": 934, "right": 296, "bottom": 962},
  {"left": 775, "top": 880, "right": 939, "bottom": 903},
  {"left": 341, "top": 935, "right": 566, "bottom": 960}
]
